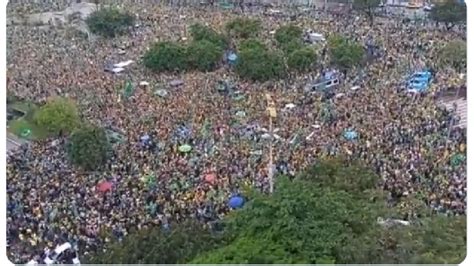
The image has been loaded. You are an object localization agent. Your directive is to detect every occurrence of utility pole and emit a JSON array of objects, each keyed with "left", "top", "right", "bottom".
[
  {"left": 446, "top": 85, "right": 461, "bottom": 140},
  {"left": 265, "top": 93, "right": 277, "bottom": 193}
]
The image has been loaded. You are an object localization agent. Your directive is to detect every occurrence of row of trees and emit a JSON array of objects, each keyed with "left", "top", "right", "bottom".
[
  {"left": 143, "top": 24, "right": 226, "bottom": 72},
  {"left": 33, "top": 98, "right": 110, "bottom": 170},
  {"left": 86, "top": 158, "right": 466, "bottom": 264},
  {"left": 140, "top": 17, "right": 363, "bottom": 81},
  {"left": 86, "top": 7, "right": 465, "bottom": 82},
  {"left": 352, "top": 0, "right": 465, "bottom": 27},
  {"left": 142, "top": 20, "right": 318, "bottom": 81},
  {"left": 86, "top": 0, "right": 466, "bottom": 39}
]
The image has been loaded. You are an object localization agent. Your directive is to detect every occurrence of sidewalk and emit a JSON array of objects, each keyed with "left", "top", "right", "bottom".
[{"left": 7, "top": 132, "right": 25, "bottom": 152}]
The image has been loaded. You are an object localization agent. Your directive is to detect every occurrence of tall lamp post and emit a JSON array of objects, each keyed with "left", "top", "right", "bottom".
[{"left": 266, "top": 93, "right": 277, "bottom": 193}]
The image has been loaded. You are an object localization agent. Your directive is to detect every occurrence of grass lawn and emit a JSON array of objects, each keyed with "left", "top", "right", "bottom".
[
  {"left": 8, "top": 118, "right": 50, "bottom": 140},
  {"left": 8, "top": 118, "right": 49, "bottom": 140},
  {"left": 7, "top": 100, "right": 50, "bottom": 140}
]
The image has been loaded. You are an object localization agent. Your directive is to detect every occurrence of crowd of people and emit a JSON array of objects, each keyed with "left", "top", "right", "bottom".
[{"left": 6, "top": 1, "right": 466, "bottom": 263}]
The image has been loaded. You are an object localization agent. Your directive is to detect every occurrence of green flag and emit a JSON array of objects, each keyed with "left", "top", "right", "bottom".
[
  {"left": 200, "top": 119, "right": 211, "bottom": 137},
  {"left": 124, "top": 81, "right": 134, "bottom": 98}
]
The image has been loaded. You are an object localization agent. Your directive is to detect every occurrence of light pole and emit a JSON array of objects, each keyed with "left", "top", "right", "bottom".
[
  {"left": 446, "top": 85, "right": 461, "bottom": 140},
  {"left": 265, "top": 93, "right": 277, "bottom": 193}
]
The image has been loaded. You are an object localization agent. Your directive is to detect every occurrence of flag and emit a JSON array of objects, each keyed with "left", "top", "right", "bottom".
[
  {"left": 124, "top": 80, "right": 134, "bottom": 98},
  {"left": 200, "top": 119, "right": 211, "bottom": 137}
]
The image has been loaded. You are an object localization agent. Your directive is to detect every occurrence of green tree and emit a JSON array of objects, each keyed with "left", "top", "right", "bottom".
[
  {"left": 191, "top": 175, "right": 384, "bottom": 263},
  {"left": 430, "top": 0, "right": 466, "bottom": 29},
  {"left": 142, "top": 41, "right": 187, "bottom": 72},
  {"left": 189, "top": 23, "right": 228, "bottom": 49},
  {"left": 85, "top": 8, "right": 134, "bottom": 38},
  {"left": 187, "top": 40, "right": 224, "bottom": 72},
  {"left": 327, "top": 35, "right": 365, "bottom": 69},
  {"left": 438, "top": 40, "right": 466, "bottom": 72},
  {"left": 279, "top": 39, "right": 305, "bottom": 55},
  {"left": 353, "top": 0, "right": 380, "bottom": 26},
  {"left": 33, "top": 97, "right": 80, "bottom": 135},
  {"left": 238, "top": 38, "right": 267, "bottom": 51},
  {"left": 68, "top": 125, "right": 110, "bottom": 170},
  {"left": 275, "top": 24, "right": 303, "bottom": 47},
  {"left": 86, "top": 221, "right": 224, "bottom": 264},
  {"left": 236, "top": 46, "right": 286, "bottom": 82},
  {"left": 287, "top": 47, "right": 316, "bottom": 72},
  {"left": 225, "top": 18, "right": 261, "bottom": 39},
  {"left": 336, "top": 215, "right": 466, "bottom": 264}
]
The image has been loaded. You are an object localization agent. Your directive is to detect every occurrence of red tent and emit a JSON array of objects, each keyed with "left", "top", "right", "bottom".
[{"left": 97, "top": 181, "right": 113, "bottom": 193}]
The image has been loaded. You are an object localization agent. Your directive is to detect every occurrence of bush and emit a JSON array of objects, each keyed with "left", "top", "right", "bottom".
[
  {"left": 327, "top": 35, "right": 364, "bottom": 69},
  {"left": 225, "top": 18, "right": 261, "bottom": 39},
  {"left": 279, "top": 39, "right": 305, "bottom": 55},
  {"left": 239, "top": 38, "right": 267, "bottom": 52},
  {"left": 143, "top": 42, "right": 188, "bottom": 72},
  {"left": 236, "top": 47, "right": 286, "bottom": 82},
  {"left": 287, "top": 47, "right": 316, "bottom": 72},
  {"left": 68, "top": 126, "right": 110, "bottom": 170},
  {"left": 275, "top": 24, "right": 303, "bottom": 47},
  {"left": 33, "top": 97, "right": 80, "bottom": 135},
  {"left": 187, "top": 40, "right": 224, "bottom": 72},
  {"left": 190, "top": 23, "right": 228, "bottom": 49},
  {"left": 86, "top": 8, "right": 134, "bottom": 38}
]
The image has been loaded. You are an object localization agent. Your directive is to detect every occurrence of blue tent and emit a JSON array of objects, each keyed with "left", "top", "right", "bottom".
[
  {"left": 228, "top": 195, "right": 245, "bottom": 209},
  {"left": 407, "top": 79, "right": 429, "bottom": 93},
  {"left": 343, "top": 129, "right": 358, "bottom": 140},
  {"left": 406, "top": 70, "right": 432, "bottom": 93}
]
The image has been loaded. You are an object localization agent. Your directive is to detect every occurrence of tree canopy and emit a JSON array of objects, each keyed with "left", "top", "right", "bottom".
[
  {"left": 275, "top": 24, "right": 303, "bottom": 46},
  {"left": 142, "top": 41, "right": 188, "bottom": 72},
  {"left": 287, "top": 47, "right": 317, "bottom": 72},
  {"left": 438, "top": 40, "right": 466, "bottom": 72},
  {"left": 235, "top": 42, "right": 286, "bottom": 82},
  {"left": 225, "top": 18, "right": 262, "bottom": 39},
  {"left": 85, "top": 159, "right": 466, "bottom": 264},
  {"left": 67, "top": 125, "right": 110, "bottom": 170},
  {"left": 337, "top": 215, "right": 466, "bottom": 264},
  {"left": 430, "top": 0, "right": 466, "bottom": 28},
  {"left": 186, "top": 40, "right": 224, "bottom": 72},
  {"left": 327, "top": 35, "right": 365, "bottom": 69},
  {"left": 238, "top": 38, "right": 267, "bottom": 51},
  {"left": 189, "top": 23, "right": 228, "bottom": 49},
  {"left": 33, "top": 97, "right": 80, "bottom": 135},
  {"left": 190, "top": 176, "right": 383, "bottom": 263},
  {"left": 86, "top": 8, "right": 134, "bottom": 38},
  {"left": 86, "top": 221, "right": 224, "bottom": 264}
]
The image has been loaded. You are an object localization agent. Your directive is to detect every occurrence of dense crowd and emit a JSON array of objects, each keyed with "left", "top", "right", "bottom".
[{"left": 6, "top": 2, "right": 466, "bottom": 263}]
